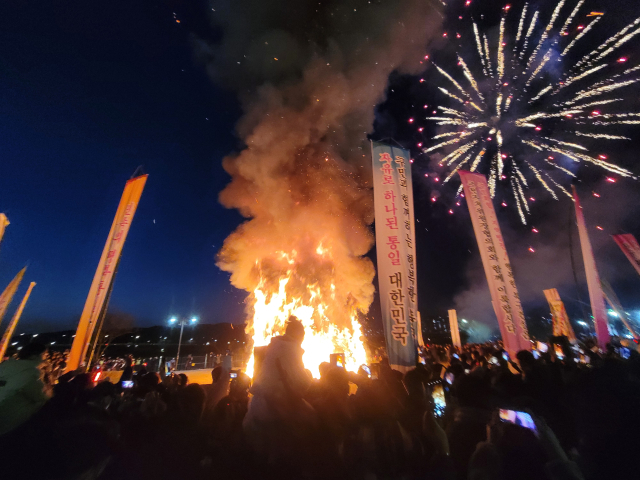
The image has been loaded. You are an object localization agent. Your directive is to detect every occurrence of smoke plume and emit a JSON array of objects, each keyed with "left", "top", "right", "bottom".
[{"left": 197, "top": 1, "right": 442, "bottom": 330}]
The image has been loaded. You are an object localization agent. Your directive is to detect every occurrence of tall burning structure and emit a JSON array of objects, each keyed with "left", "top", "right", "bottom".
[{"left": 200, "top": 0, "right": 442, "bottom": 376}]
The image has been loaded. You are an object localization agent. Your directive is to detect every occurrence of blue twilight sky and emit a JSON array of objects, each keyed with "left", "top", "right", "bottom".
[{"left": 0, "top": 1, "right": 246, "bottom": 331}]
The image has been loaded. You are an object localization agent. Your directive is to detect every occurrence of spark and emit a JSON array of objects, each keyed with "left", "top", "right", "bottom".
[{"left": 418, "top": 0, "right": 640, "bottom": 220}]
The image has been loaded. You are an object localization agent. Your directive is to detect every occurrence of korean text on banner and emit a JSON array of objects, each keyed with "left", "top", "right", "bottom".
[
  {"left": 543, "top": 289, "right": 576, "bottom": 342},
  {"left": 371, "top": 141, "right": 418, "bottom": 371},
  {"left": 448, "top": 309, "right": 461, "bottom": 348},
  {"left": 612, "top": 234, "right": 640, "bottom": 277},
  {"left": 0, "top": 267, "right": 25, "bottom": 330},
  {"left": 572, "top": 186, "right": 609, "bottom": 349},
  {"left": 459, "top": 171, "right": 530, "bottom": 356},
  {"left": 66, "top": 175, "right": 148, "bottom": 372}
]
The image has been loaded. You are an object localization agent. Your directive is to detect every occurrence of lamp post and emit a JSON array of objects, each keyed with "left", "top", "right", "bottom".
[{"left": 169, "top": 316, "right": 197, "bottom": 370}]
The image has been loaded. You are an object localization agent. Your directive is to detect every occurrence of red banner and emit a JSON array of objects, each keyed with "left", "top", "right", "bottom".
[
  {"left": 460, "top": 172, "right": 530, "bottom": 357},
  {"left": 573, "top": 186, "right": 609, "bottom": 349},
  {"left": 612, "top": 234, "right": 640, "bottom": 277},
  {"left": 66, "top": 175, "right": 148, "bottom": 372}
]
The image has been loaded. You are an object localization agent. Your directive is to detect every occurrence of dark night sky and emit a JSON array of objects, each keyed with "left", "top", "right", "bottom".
[{"left": 1, "top": 0, "right": 639, "bottom": 336}]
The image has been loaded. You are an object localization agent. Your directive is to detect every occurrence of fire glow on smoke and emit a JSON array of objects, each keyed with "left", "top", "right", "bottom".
[{"left": 244, "top": 246, "right": 368, "bottom": 378}]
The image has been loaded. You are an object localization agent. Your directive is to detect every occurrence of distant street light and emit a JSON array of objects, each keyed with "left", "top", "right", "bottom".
[{"left": 169, "top": 316, "right": 198, "bottom": 369}]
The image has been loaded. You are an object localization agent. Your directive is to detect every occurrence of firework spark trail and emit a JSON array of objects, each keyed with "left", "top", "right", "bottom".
[
  {"left": 526, "top": 50, "right": 553, "bottom": 86},
  {"left": 422, "top": 0, "right": 640, "bottom": 222},
  {"left": 574, "top": 17, "right": 640, "bottom": 71},
  {"left": 457, "top": 56, "right": 484, "bottom": 100},
  {"left": 574, "top": 131, "right": 630, "bottom": 140},
  {"left": 544, "top": 158, "right": 576, "bottom": 177},
  {"left": 470, "top": 150, "right": 485, "bottom": 172},
  {"left": 512, "top": 178, "right": 527, "bottom": 223},
  {"left": 544, "top": 172, "right": 574, "bottom": 199},
  {"left": 566, "top": 78, "right": 640, "bottom": 105},
  {"left": 561, "top": 17, "right": 600, "bottom": 57},
  {"left": 444, "top": 152, "right": 474, "bottom": 183},
  {"left": 520, "top": 11, "right": 539, "bottom": 60},
  {"left": 516, "top": 177, "right": 530, "bottom": 213},
  {"left": 528, "top": 162, "right": 558, "bottom": 199},
  {"left": 515, "top": 3, "right": 529, "bottom": 49},
  {"left": 527, "top": 0, "right": 565, "bottom": 70},
  {"left": 474, "top": 22, "right": 489, "bottom": 77},
  {"left": 498, "top": 16, "right": 506, "bottom": 81},
  {"left": 530, "top": 85, "right": 553, "bottom": 103},
  {"left": 484, "top": 35, "right": 494, "bottom": 76},
  {"left": 559, "top": 0, "right": 584, "bottom": 35}
]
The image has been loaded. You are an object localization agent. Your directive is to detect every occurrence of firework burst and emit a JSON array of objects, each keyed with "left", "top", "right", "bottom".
[{"left": 421, "top": 1, "right": 639, "bottom": 223}]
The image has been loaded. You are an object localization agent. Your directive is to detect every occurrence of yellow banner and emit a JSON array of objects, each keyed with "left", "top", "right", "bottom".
[
  {"left": 543, "top": 289, "right": 576, "bottom": 342},
  {"left": 66, "top": 175, "right": 148, "bottom": 372},
  {"left": 0, "top": 267, "right": 26, "bottom": 330},
  {"left": 0, "top": 213, "right": 9, "bottom": 246},
  {"left": 0, "top": 282, "right": 36, "bottom": 361}
]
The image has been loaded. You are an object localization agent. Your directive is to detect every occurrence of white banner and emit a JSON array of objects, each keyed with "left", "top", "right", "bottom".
[
  {"left": 572, "top": 186, "right": 609, "bottom": 349},
  {"left": 460, "top": 171, "right": 530, "bottom": 356},
  {"left": 372, "top": 141, "right": 418, "bottom": 370},
  {"left": 543, "top": 288, "right": 576, "bottom": 342}
]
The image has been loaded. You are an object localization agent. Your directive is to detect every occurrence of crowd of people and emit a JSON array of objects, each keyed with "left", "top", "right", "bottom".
[{"left": 0, "top": 317, "right": 639, "bottom": 480}]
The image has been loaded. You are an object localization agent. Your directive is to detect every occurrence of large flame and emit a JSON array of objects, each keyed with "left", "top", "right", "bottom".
[{"left": 245, "top": 247, "right": 368, "bottom": 378}]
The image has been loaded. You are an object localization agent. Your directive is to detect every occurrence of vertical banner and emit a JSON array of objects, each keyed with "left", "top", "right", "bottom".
[
  {"left": 459, "top": 172, "right": 530, "bottom": 356},
  {"left": 0, "top": 282, "right": 36, "bottom": 362},
  {"left": 573, "top": 186, "right": 609, "bottom": 349},
  {"left": 0, "top": 213, "right": 9, "bottom": 246},
  {"left": 601, "top": 279, "right": 639, "bottom": 341},
  {"left": 0, "top": 267, "right": 26, "bottom": 329},
  {"left": 612, "top": 234, "right": 640, "bottom": 277},
  {"left": 543, "top": 289, "right": 576, "bottom": 342},
  {"left": 371, "top": 141, "right": 418, "bottom": 371},
  {"left": 66, "top": 174, "right": 148, "bottom": 372},
  {"left": 448, "top": 309, "right": 461, "bottom": 348},
  {"left": 416, "top": 312, "right": 425, "bottom": 348}
]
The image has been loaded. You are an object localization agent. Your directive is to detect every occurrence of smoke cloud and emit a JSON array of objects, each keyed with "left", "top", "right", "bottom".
[{"left": 196, "top": 1, "right": 442, "bottom": 330}]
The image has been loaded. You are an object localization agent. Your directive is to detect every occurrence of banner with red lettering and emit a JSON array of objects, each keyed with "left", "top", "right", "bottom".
[
  {"left": 66, "top": 174, "right": 148, "bottom": 371},
  {"left": 459, "top": 171, "right": 530, "bottom": 357},
  {"left": 612, "top": 234, "right": 640, "bottom": 277},
  {"left": 543, "top": 288, "right": 576, "bottom": 342},
  {"left": 572, "top": 186, "right": 609, "bottom": 349},
  {"left": 372, "top": 141, "right": 418, "bottom": 371},
  {"left": 448, "top": 309, "right": 462, "bottom": 348}
]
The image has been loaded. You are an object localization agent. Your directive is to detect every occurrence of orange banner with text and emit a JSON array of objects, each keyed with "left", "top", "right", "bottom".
[
  {"left": 66, "top": 175, "right": 148, "bottom": 372},
  {"left": 460, "top": 171, "right": 530, "bottom": 357}
]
